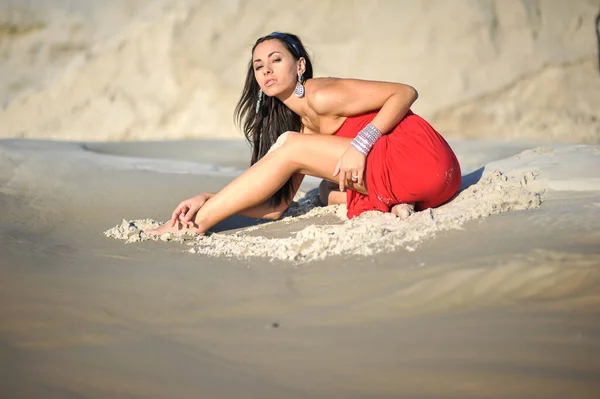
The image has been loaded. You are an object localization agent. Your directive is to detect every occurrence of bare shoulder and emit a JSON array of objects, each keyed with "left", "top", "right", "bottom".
[
  {"left": 305, "top": 77, "right": 345, "bottom": 115},
  {"left": 306, "top": 77, "right": 418, "bottom": 117},
  {"left": 305, "top": 77, "right": 340, "bottom": 91}
]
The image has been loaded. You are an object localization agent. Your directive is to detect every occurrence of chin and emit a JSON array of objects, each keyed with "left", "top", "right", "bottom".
[
  {"left": 264, "top": 85, "right": 291, "bottom": 98},
  {"left": 263, "top": 87, "right": 279, "bottom": 97}
]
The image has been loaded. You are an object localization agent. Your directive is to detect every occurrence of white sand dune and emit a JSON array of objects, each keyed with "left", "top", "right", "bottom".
[{"left": 1, "top": 0, "right": 599, "bottom": 142}]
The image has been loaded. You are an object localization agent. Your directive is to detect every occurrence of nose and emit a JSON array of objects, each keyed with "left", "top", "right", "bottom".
[{"left": 262, "top": 65, "right": 272, "bottom": 75}]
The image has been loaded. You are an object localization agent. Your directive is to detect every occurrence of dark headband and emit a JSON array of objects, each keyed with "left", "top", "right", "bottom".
[{"left": 267, "top": 32, "right": 301, "bottom": 57}]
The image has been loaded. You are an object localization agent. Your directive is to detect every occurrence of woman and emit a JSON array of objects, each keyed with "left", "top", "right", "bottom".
[{"left": 149, "top": 32, "right": 461, "bottom": 236}]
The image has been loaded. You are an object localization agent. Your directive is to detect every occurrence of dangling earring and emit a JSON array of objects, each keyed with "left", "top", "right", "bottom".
[
  {"left": 295, "top": 74, "right": 305, "bottom": 98},
  {"left": 256, "top": 90, "right": 263, "bottom": 113}
]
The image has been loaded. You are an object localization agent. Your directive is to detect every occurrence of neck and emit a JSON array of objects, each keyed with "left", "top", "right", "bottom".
[{"left": 276, "top": 84, "right": 308, "bottom": 118}]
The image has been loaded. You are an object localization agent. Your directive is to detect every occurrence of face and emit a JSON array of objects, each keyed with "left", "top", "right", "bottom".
[{"left": 252, "top": 39, "right": 304, "bottom": 97}]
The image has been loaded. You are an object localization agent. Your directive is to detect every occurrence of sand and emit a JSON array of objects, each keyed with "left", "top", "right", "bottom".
[
  {"left": 104, "top": 168, "right": 545, "bottom": 261},
  {"left": 103, "top": 144, "right": 599, "bottom": 263},
  {"left": 2, "top": 137, "right": 600, "bottom": 398},
  {"left": 2, "top": 1, "right": 600, "bottom": 397}
]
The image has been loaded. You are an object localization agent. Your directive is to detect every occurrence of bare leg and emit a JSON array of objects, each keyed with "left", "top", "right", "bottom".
[
  {"left": 150, "top": 132, "right": 366, "bottom": 235},
  {"left": 320, "top": 177, "right": 413, "bottom": 219},
  {"left": 319, "top": 180, "right": 346, "bottom": 206}
]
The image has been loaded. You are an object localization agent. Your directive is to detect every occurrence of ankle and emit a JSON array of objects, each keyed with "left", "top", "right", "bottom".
[{"left": 191, "top": 217, "right": 210, "bottom": 235}]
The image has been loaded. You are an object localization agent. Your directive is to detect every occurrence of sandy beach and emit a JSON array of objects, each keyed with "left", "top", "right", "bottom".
[
  {"left": 2, "top": 0, "right": 600, "bottom": 398},
  {"left": 2, "top": 137, "right": 600, "bottom": 398}
]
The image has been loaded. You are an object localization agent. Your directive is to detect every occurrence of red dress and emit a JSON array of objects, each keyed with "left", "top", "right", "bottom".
[{"left": 333, "top": 110, "right": 461, "bottom": 219}]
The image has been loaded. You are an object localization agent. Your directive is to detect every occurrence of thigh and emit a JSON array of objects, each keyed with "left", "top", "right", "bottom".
[{"left": 281, "top": 132, "right": 368, "bottom": 195}]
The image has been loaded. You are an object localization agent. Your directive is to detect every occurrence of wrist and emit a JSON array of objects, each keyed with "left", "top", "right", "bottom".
[{"left": 350, "top": 123, "right": 382, "bottom": 156}]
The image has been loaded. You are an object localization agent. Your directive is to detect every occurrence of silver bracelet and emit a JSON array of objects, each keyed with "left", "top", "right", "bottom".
[{"left": 350, "top": 123, "right": 382, "bottom": 156}]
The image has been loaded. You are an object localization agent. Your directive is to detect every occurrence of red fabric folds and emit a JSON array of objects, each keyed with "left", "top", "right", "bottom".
[{"left": 333, "top": 110, "right": 461, "bottom": 219}]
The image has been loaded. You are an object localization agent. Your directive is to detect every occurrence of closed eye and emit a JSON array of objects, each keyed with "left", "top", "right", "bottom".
[{"left": 255, "top": 56, "right": 281, "bottom": 71}]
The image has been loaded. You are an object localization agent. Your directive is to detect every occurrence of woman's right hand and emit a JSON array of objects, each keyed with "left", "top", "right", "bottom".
[{"left": 168, "top": 193, "right": 213, "bottom": 228}]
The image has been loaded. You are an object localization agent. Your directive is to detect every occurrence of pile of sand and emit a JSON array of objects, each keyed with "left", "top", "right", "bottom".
[
  {"left": 105, "top": 167, "right": 543, "bottom": 262},
  {"left": 104, "top": 143, "right": 600, "bottom": 262}
]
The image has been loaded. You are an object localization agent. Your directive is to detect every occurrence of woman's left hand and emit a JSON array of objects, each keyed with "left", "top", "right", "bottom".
[{"left": 333, "top": 146, "right": 366, "bottom": 191}]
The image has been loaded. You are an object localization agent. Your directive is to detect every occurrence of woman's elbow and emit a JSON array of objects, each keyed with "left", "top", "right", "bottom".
[{"left": 405, "top": 85, "right": 418, "bottom": 104}]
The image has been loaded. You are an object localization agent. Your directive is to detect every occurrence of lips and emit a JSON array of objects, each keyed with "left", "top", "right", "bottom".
[{"left": 264, "top": 78, "right": 277, "bottom": 87}]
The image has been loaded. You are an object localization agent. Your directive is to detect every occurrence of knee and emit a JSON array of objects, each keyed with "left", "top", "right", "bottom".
[
  {"left": 266, "top": 131, "right": 290, "bottom": 156},
  {"left": 266, "top": 131, "right": 302, "bottom": 157},
  {"left": 319, "top": 179, "right": 333, "bottom": 206},
  {"left": 273, "top": 131, "right": 305, "bottom": 163},
  {"left": 279, "top": 131, "right": 302, "bottom": 148},
  {"left": 319, "top": 180, "right": 347, "bottom": 206}
]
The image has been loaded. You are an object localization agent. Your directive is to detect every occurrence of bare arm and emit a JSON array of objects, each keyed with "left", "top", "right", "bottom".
[
  {"left": 307, "top": 78, "right": 418, "bottom": 191},
  {"left": 309, "top": 78, "right": 418, "bottom": 134}
]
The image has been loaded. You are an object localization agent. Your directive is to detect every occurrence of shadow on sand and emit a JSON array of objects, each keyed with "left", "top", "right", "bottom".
[{"left": 459, "top": 167, "right": 484, "bottom": 192}]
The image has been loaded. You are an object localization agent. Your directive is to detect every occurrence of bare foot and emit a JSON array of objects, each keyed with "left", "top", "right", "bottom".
[
  {"left": 145, "top": 220, "right": 203, "bottom": 236},
  {"left": 390, "top": 202, "right": 415, "bottom": 220}
]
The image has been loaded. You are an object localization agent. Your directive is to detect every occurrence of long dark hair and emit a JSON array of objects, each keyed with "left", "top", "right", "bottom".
[{"left": 234, "top": 33, "right": 314, "bottom": 208}]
